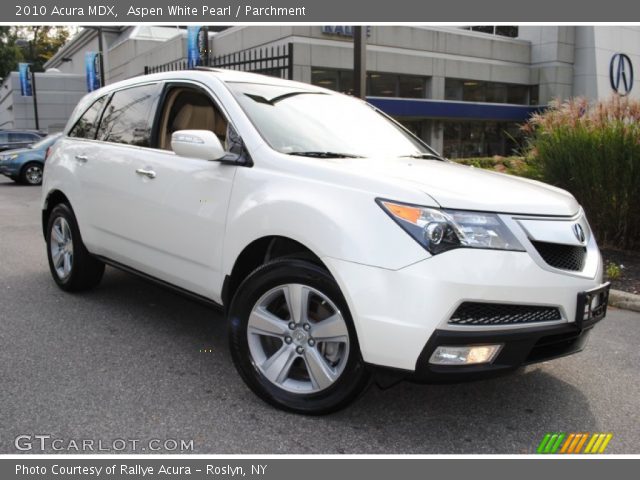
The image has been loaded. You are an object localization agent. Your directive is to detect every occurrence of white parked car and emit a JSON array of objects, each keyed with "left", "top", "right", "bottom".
[{"left": 42, "top": 70, "right": 609, "bottom": 414}]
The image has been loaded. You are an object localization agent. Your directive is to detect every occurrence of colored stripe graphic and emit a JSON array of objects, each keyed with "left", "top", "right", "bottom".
[
  {"left": 574, "top": 433, "right": 589, "bottom": 453},
  {"left": 584, "top": 433, "right": 599, "bottom": 453},
  {"left": 538, "top": 433, "right": 613, "bottom": 454},
  {"left": 559, "top": 433, "right": 575, "bottom": 453},
  {"left": 597, "top": 434, "right": 613, "bottom": 453},
  {"left": 550, "top": 433, "right": 565, "bottom": 453},
  {"left": 537, "top": 433, "right": 551, "bottom": 453}
]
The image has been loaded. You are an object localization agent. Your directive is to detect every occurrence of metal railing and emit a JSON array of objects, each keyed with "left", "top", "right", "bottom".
[{"left": 144, "top": 43, "right": 293, "bottom": 80}]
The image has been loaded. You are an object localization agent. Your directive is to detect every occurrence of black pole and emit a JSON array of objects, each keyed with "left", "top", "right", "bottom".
[
  {"left": 31, "top": 70, "right": 39, "bottom": 131},
  {"left": 97, "top": 27, "right": 106, "bottom": 87},
  {"left": 287, "top": 42, "right": 294, "bottom": 80},
  {"left": 353, "top": 27, "right": 367, "bottom": 99},
  {"left": 203, "top": 26, "right": 210, "bottom": 67}
]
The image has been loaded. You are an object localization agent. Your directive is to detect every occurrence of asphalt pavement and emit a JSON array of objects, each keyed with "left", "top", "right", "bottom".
[{"left": 0, "top": 176, "right": 638, "bottom": 454}]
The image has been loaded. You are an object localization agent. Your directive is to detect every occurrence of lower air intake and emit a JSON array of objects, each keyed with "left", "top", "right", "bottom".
[{"left": 449, "top": 302, "right": 562, "bottom": 326}]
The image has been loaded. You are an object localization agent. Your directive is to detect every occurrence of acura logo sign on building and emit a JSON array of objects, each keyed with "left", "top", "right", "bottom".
[{"left": 609, "top": 53, "right": 634, "bottom": 96}]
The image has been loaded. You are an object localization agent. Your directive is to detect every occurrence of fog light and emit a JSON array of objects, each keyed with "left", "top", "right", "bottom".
[{"left": 429, "top": 344, "right": 502, "bottom": 365}]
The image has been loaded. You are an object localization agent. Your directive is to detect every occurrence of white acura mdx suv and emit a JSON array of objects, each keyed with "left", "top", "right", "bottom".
[{"left": 42, "top": 69, "right": 609, "bottom": 414}]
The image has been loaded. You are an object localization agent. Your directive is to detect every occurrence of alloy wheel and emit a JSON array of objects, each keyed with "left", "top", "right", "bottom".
[
  {"left": 247, "top": 283, "right": 350, "bottom": 394},
  {"left": 24, "top": 165, "right": 43, "bottom": 185},
  {"left": 50, "top": 217, "right": 74, "bottom": 280}
]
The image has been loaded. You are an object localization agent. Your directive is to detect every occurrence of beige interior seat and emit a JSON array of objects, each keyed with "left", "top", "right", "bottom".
[
  {"left": 173, "top": 104, "right": 216, "bottom": 132},
  {"left": 159, "top": 88, "right": 229, "bottom": 151}
]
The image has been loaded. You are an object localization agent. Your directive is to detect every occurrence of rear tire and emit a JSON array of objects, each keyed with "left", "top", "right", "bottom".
[
  {"left": 228, "top": 259, "right": 370, "bottom": 414},
  {"left": 46, "top": 203, "right": 105, "bottom": 292},
  {"left": 20, "top": 162, "right": 44, "bottom": 186}
]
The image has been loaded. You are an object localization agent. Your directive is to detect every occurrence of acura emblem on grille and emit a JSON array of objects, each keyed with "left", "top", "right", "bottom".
[{"left": 572, "top": 223, "right": 586, "bottom": 243}]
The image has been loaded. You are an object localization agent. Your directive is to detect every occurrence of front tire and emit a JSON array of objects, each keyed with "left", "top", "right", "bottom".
[
  {"left": 20, "top": 162, "right": 44, "bottom": 185},
  {"left": 46, "top": 203, "right": 105, "bottom": 291},
  {"left": 228, "top": 259, "right": 370, "bottom": 414}
]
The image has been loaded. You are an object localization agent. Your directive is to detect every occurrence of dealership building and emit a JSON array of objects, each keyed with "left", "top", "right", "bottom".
[{"left": 2, "top": 25, "right": 637, "bottom": 157}]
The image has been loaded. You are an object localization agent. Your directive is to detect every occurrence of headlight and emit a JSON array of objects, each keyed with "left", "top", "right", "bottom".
[
  {"left": 378, "top": 199, "right": 525, "bottom": 255},
  {"left": 6, "top": 154, "right": 18, "bottom": 161}
]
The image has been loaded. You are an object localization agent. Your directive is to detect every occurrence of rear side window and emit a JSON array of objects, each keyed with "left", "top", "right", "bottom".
[
  {"left": 97, "top": 84, "right": 161, "bottom": 147},
  {"left": 69, "top": 96, "right": 106, "bottom": 139},
  {"left": 9, "top": 133, "right": 37, "bottom": 142}
]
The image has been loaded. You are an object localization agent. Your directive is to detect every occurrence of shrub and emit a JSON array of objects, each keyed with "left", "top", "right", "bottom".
[
  {"left": 453, "top": 156, "right": 542, "bottom": 180},
  {"left": 605, "top": 262, "right": 623, "bottom": 281},
  {"left": 522, "top": 97, "right": 640, "bottom": 251}
]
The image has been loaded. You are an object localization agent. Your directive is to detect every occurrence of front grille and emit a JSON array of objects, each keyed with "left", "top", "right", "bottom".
[
  {"left": 448, "top": 302, "right": 562, "bottom": 326},
  {"left": 531, "top": 241, "right": 587, "bottom": 271}
]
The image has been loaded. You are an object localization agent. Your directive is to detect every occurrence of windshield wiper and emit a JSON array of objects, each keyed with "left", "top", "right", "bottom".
[
  {"left": 287, "top": 151, "right": 365, "bottom": 159},
  {"left": 399, "top": 153, "right": 445, "bottom": 161}
]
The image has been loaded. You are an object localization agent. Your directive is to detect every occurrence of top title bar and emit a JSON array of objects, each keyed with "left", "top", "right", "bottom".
[{"left": 4, "top": 0, "right": 640, "bottom": 22}]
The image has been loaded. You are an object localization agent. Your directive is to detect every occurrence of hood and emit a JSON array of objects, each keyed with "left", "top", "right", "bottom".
[
  {"left": 338, "top": 158, "right": 580, "bottom": 216},
  {"left": 1, "top": 148, "right": 30, "bottom": 157}
]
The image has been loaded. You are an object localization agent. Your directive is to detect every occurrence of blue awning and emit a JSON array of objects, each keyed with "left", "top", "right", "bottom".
[{"left": 367, "top": 97, "right": 542, "bottom": 122}]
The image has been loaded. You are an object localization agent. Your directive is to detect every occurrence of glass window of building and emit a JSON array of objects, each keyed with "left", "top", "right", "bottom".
[
  {"left": 339, "top": 70, "right": 354, "bottom": 95},
  {"left": 398, "top": 119, "right": 432, "bottom": 144},
  {"left": 398, "top": 76, "right": 426, "bottom": 98},
  {"left": 507, "top": 85, "right": 529, "bottom": 104},
  {"left": 486, "top": 83, "right": 507, "bottom": 103},
  {"left": 442, "top": 120, "right": 523, "bottom": 158},
  {"left": 461, "top": 26, "right": 519, "bottom": 38},
  {"left": 529, "top": 85, "right": 540, "bottom": 105},
  {"left": 495, "top": 26, "right": 519, "bottom": 38},
  {"left": 444, "top": 79, "right": 463, "bottom": 101},
  {"left": 311, "top": 68, "right": 428, "bottom": 99},
  {"left": 369, "top": 73, "right": 397, "bottom": 97},
  {"left": 470, "top": 26, "right": 495, "bottom": 35},
  {"left": 311, "top": 69, "right": 338, "bottom": 91},
  {"left": 462, "top": 80, "right": 486, "bottom": 102},
  {"left": 445, "top": 78, "right": 537, "bottom": 105}
]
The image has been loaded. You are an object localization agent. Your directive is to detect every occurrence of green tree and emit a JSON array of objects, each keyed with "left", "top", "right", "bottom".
[
  {"left": 0, "top": 27, "right": 23, "bottom": 81},
  {"left": 14, "top": 26, "right": 72, "bottom": 72},
  {"left": 0, "top": 26, "right": 72, "bottom": 80}
]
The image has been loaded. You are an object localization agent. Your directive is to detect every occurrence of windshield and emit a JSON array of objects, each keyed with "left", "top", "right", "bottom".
[
  {"left": 30, "top": 133, "right": 61, "bottom": 150},
  {"left": 227, "top": 82, "right": 439, "bottom": 159}
]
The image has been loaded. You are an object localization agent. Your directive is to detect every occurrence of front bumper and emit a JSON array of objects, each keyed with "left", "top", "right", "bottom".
[
  {"left": 323, "top": 247, "right": 605, "bottom": 372},
  {"left": 0, "top": 162, "right": 19, "bottom": 177},
  {"left": 410, "top": 309, "right": 605, "bottom": 382}
]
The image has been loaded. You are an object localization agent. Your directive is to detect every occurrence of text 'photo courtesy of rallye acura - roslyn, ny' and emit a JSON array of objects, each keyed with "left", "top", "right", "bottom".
[{"left": 40, "top": 68, "right": 610, "bottom": 414}]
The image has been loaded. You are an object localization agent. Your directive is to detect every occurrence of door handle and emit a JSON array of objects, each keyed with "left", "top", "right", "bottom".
[
  {"left": 135, "top": 168, "right": 156, "bottom": 179},
  {"left": 75, "top": 155, "right": 88, "bottom": 163}
]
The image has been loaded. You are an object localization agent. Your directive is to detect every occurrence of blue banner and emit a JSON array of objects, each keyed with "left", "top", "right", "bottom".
[
  {"left": 18, "top": 63, "right": 32, "bottom": 97},
  {"left": 85, "top": 52, "right": 102, "bottom": 92},
  {"left": 187, "top": 26, "right": 202, "bottom": 69}
]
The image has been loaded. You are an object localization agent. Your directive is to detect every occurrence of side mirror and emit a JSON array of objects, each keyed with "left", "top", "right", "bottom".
[{"left": 171, "top": 130, "right": 226, "bottom": 161}]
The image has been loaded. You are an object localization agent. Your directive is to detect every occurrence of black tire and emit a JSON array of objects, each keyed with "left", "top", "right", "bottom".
[
  {"left": 228, "top": 259, "right": 370, "bottom": 414},
  {"left": 46, "top": 203, "right": 105, "bottom": 292},
  {"left": 19, "top": 162, "right": 44, "bottom": 186}
]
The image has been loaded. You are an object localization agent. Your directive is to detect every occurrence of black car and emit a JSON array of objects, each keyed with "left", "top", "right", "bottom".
[{"left": 0, "top": 130, "right": 45, "bottom": 152}]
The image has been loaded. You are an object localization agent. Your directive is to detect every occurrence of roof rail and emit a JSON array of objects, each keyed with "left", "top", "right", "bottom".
[{"left": 193, "top": 66, "right": 224, "bottom": 72}]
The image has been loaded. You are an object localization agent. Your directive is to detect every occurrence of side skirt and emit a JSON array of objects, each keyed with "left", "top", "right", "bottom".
[{"left": 95, "top": 255, "right": 224, "bottom": 312}]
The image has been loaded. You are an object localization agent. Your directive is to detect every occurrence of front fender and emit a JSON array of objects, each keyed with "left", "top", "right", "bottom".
[{"left": 223, "top": 166, "right": 429, "bottom": 274}]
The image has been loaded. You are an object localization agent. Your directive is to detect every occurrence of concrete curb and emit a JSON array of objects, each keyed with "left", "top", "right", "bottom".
[{"left": 609, "top": 289, "right": 640, "bottom": 313}]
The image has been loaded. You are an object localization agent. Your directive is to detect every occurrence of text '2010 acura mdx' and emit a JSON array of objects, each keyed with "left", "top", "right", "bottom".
[{"left": 42, "top": 69, "right": 610, "bottom": 414}]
